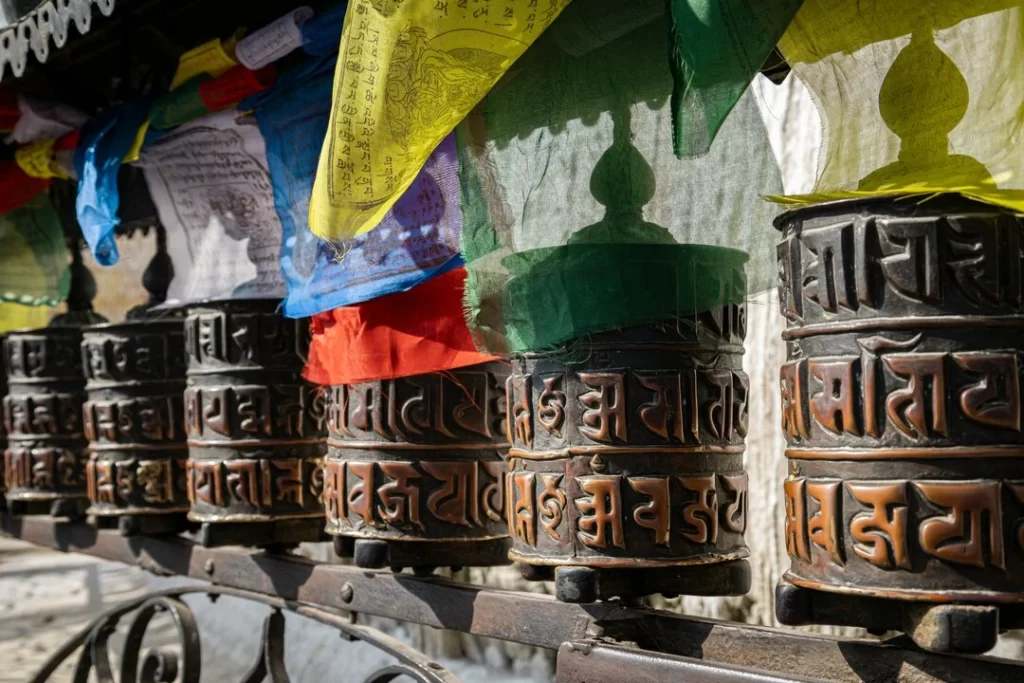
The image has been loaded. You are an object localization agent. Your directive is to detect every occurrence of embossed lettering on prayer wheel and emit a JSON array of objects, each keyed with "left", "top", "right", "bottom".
[
  {"left": 82, "top": 319, "right": 188, "bottom": 518},
  {"left": 324, "top": 362, "right": 510, "bottom": 569},
  {"left": 0, "top": 338, "right": 7, "bottom": 503},
  {"left": 775, "top": 196, "right": 1024, "bottom": 653},
  {"left": 184, "top": 301, "right": 325, "bottom": 539},
  {"left": 2, "top": 328, "right": 89, "bottom": 514},
  {"left": 507, "top": 315, "right": 751, "bottom": 602}
]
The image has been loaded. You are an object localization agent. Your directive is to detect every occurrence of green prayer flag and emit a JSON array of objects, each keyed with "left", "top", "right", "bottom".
[
  {"left": 459, "top": 0, "right": 782, "bottom": 355},
  {"left": 0, "top": 192, "right": 70, "bottom": 308},
  {"left": 669, "top": 0, "right": 803, "bottom": 157}
]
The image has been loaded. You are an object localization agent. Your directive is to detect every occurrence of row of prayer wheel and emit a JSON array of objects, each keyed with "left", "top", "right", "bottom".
[{"left": 1, "top": 195, "right": 1022, "bottom": 652}]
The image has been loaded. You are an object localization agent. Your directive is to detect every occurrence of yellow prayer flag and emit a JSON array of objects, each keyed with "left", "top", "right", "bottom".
[
  {"left": 0, "top": 302, "right": 51, "bottom": 334},
  {"left": 123, "top": 121, "right": 151, "bottom": 164},
  {"left": 775, "top": 0, "right": 1024, "bottom": 212},
  {"left": 309, "top": 0, "right": 572, "bottom": 240},
  {"left": 15, "top": 138, "right": 66, "bottom": 179},
  {"left": 169, "top": 31, "right": 243, "bottom": 90}
]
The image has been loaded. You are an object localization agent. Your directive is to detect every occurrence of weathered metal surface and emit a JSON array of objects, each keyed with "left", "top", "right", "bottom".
[
  {"left": 2, "top": 327, "right": 89, "bottom": 514},
  {"left": 82, "top": 317, "right": 189, "bottom": 520},
  {"left": 507, "top": 314, "right": 750, "bottom": 599},
  {"left": 183, "top": 300, "right": 325, "bottom": 540},
  {"left": 775, "top": 196, "right": 1024, "bottom": 651},
  {"left": 324, "top": 362, "right": 510, "bottom": 569},
  {"left": 556, "top": 641, "right": 827, "bottom": 683},
  {"left": 4, "top": 514, "right": 1023, "bottom": 683},
  {"left": 0, "top": 335, "right": 7, "bottom": 504},
  {"left": 27, "top": 585, "right": 460, "bottom": 683}
]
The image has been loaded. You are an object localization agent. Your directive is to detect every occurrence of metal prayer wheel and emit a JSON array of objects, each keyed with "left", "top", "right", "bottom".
[
  {"left": 183, "top": 300, "right": 326, "bottom": 547},
  {"left": 507, "top": 316, "right": 751, "bottom": 603},
  {"left": 0, "top": 336, "right": 7, "bottom": 508},
  {"left": 774, "top": 196, "right": 1024, "bottom": 654},
  {"left": 324, "top": 362, "right": 511, "bottom": 573},
  {"left": 82, "top": 317, "right": 191, "bottom": 535},
  {"left": 2, "top": 327, "right": 90, "bottom": 517}
]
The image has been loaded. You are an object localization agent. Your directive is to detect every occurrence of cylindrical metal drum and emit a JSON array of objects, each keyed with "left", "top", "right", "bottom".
[
  {"left": 0, "top": 335, "right": 6, "bottom": 507},
  {"left": 82, "top": 317, "right": 190, "bottom": 534},
  {"left": 507, "top": 313, "right": 751, "bottom": 603},
  {"left": 323, "top": 362, "right": 510, "bottom": 572},
  {"left": 774, "top": 196, "right": 1024, "bottom": 654},
  {"left": 183, "top": 300, "right": 326, "bottom": 547},
  {"left": 2, "top": 327, "right": 90, "bottom": 517},
  {"left": 0, "top": 335, "right": 7, "bottom": 508}
]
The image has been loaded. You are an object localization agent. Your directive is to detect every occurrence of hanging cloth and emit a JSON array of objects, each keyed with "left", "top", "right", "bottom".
[
  {"left": 0, "top": 302, "right": 52, "bottom": 333},
  {"left": 138, "top": 110, "right": 287, "bottom": 303},
  {"left": 123, "top": 32, "right": 246, "bottom": 164},
  {"left": 74, "top": 99, "right": 152, "bottom": 266},
  {"left": 771, "top": 0, "right": 1024, "bottom": 212},
  {"left": 170, "top": 33, "right": 244, "bottom": 90},
  {"left": 4, "top": 94, "right": 87, "bottom": 145},
  {"left": 149, "top": 64, "right": 277, "bottom": 131},
  {"left": 241, "top": 56, "right": 462, "bottom": 319},
  {"left": 301, "top": 3, "right": 347, "bottom": 57},
  {"left": 0, "top": 161, "right": 51, "bottom": 214},
  {"left": 668, "top": 0, "right": 803, "bottom": 157},
  {"left": 236, "top": 6, "right": 314, "bottom": 69},
  {"left": 458, "top": 1, "right": 782, "bottom": 354},
  {"left": 308, "top": 0, "right": 572, "bottom": 241},
  {"left": 0, "top": 191, "right": 71, "bottom": 308},
  {"left": 303, "top": 267, "right": 498, "bottom": 386}
]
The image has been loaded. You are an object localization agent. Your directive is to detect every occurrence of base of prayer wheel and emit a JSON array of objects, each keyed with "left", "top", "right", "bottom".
[
  {"left": 6, "top": 497, "right": 90, "bottom": 519},
  {"left": 197, "top": 518, "right": 327, "bottom": 548},
  {"left": 332, "top": 537, "right": 512, "bottom": 574},
  {"left": 93, "top": 512, "right": 195, "bottom": 537},
  {"left": 775, "top": 578, "right": 1024, "bottom": 655},
  {"left": 518, "top": 560, "right": 751, "bottom": 604}
]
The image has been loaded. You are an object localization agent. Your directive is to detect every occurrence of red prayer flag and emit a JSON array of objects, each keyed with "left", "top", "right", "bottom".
[
  {"left": 0, "top": 162, "right": 51, "bottom": 215},
  {"left": 54, "top": 129, "right": 80, "bottom": 151},
  {"left": 304, "top": 267, "right": 499, "bottom": 386},
  {"left": 198, "top": 64, "right": 277, "bottom": 112}
]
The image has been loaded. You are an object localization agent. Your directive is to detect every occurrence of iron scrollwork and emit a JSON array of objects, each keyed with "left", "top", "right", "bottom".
[{"left": 29, "top": 586, "right": 460, "bottom": 683}]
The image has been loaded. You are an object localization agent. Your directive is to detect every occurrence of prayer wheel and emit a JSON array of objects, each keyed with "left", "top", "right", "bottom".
[
  {"left": 508, "top": 316, "right": 752, "bottom": 603},
  {"left": 774, "top": 196, "right": 1024, "bottom": 654},
  {"left": 0, "top": 336, "right": 7, "bottom": 508},
  {"left": 82, "top": 316, "right": 191, "bottom": 535},
  {"left": 2, "top": 327, "right": 90, "bottom": 517},
  {"left": 183, "top": 300, "right": 326, "bottom": 547},
  {"left": 324, "top": 362, "right": 511, "bottom": 572}
]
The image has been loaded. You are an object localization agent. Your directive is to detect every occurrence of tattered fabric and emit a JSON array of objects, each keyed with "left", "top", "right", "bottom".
[
  {"left": 149, "top": 65, "right": 277, "bottom": 131},
  {"left": 304, "top": 267, "right": 498, "bottom": 386},
  {"left": 309, "top": 0, "right": 572, "bottom": 241},
  {"left": 0, "top": 191, "right": 71, "bottom": 307},
  {"left": 773, "top": 0, "right": 1024, "bottom": 212},
  {"left": 668, "top": 0, "right": 802, "bottom": 157},
  {"left": 73, "top": 99, "right": 151, "bottom": 266},
  {"left": 242, "top": 54, "right": 462, "bottom": 319},
  {"left": 459, "top": 1, "right": 782, "bottom": 354}
]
